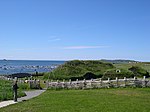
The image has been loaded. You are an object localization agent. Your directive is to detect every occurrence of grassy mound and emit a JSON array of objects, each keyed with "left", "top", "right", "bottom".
[
  {"left": 44, "top": 60, "right": 115, "bottom": 80},
  {"left": 43, "top": 60, "right": 150, "bottom": 80}
]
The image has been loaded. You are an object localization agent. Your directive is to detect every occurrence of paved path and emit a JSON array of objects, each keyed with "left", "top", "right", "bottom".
[{"left": 0, "top": 89, "right": 46, "bottom": 108}]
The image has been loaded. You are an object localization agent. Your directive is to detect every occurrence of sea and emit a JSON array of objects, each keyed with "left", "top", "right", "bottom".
[{"left": 0, "top": 60, "right": 65, "bottom": 75}]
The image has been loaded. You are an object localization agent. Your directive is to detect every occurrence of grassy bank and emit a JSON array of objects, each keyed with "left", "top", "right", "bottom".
[
  {"left": 43, "top": 60, "right": 149, "bottom": 81},
  {"left": 1, "top": 88, "right": 150, "bottom": 112}
]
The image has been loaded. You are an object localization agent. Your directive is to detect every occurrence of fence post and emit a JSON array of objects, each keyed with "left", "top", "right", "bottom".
[
  {"left": 142, "top": 76, "right": 146, "bottom": 87},
  {"left": 99, "top": 78, "right": 102, "bottom": 88},
  {"left": 124, "top": 77, "right": 127, "bottom": 87},
  {"left": 50, "top": 80, "right": 53, "bottom": 89},
  {"left": 62, "top": 79, "right": 65, "bottom": 89},
  {"left": 76, "top": 79, "right": 78, "bottom": 84},
  {"left": 46, "top": 80, "right": 49, "bottom": 89},
  {"left": 107, "top": 78, "right": 110, "bottom": 88},
  {"left": 133, "top": 76, "right": 136, "bottom": 87},
  {"left": 75, "top": 79, "right": 78, "bottom": 89},
  {"left": 37, "top": 79, "right": 40, "bottom": 89},
  {"left": 56, "top": 80, "right": 59, "bottom": 89},
  {"left": 69, "top": 79, "right": 72, "bottom": 88},
  {"left": 116, "top": 77, "right": 118, "bottom": 87},
  {"left": 90, "top": 79, "right": 93, "bottom": 89},
  {"left": 83, "top": 79, "right": 86, "bottom": 89}
]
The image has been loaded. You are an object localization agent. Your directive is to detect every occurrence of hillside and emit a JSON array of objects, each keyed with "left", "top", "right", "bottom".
[
  {"left": 44, "top": 60, "right": 115, "bottom": 80},
  {"left": 43, "top": 60, "right": 150, "bottom": 80}
]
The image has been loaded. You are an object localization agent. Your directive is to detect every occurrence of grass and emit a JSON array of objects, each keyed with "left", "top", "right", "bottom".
[
  {"left": 1, "top": 88, "right": 150, "bottom": 112},
  {"left": 43, "top": 60, "right": 114, "bottom": 80},
  {"left": 0, "top": 79, "right": 26, "bottom": 101},
  {"left": 43, "top": 61, "right": 150, "bottom": 81},
  {"left": 114, "top": 62, "right": 150, "bottom": 73},
  {"left": 0, "top": 79, "right": 13, "bottom": 101}
]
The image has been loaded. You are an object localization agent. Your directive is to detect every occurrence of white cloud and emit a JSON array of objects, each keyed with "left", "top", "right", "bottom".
[
  {"left": 13, "top": 48, "right": 41, "bottom": 51},
  {"left": 63, "top": 46, "right": 110, "bottom": 49},
  {"left": 48, "top": 36, "right": 61, "bottom": 42},
  {"left": 49, "top": 38, "right": 61, "bottom": 42}
]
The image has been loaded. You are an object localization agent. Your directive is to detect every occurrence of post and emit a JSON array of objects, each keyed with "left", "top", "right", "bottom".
[
  {"left": 75, "top": 79, "right": 79, "bottom": 89},
  {"left": 56, "top": 80, "right": 59, "bottom": 89},
  {"left": 76, "top": 79, "right": 78, "bottom": 84},
  {"left": 134, "top": 76, "right": 136, "bottom": 80},
  {"left": 108, "top": 78, "right": 110, "bottom": 88},
  {"left": 67, "top": 79, "right": 71, "bottom": 89},
  {"left": 90, "top": 79, "right": 93, "bottom": 88},
  {"left": 46, "top": 80, "right": 49, "bottom": 89},
  {"left": 116, "top": 77, "right": 118, "bottom": 87},
  {"left": 69, "top": 79, "right": 72, "bottom": 84},
  {"left": 29, "top": 76, "right": 32, "bottom": 89},
  {"left": 62, "top": 79, "right": 65, "bottom": 89},
  {"left": 37, "top": 79, "right": 40, "bottom": 89},
  {"left": 133, "top": 76, "right": 136, "bottom": 87},
  {"left": 143, "top": 76, "right": 146, "bottom": 80},
  {"left": 13, "top": 77, "right": 18, "bottom": 102},
  {"left": 142, "top": 76, "right": 146, "bottom": 87},
  {"left": 50, "top": 80, "right": 53, "bottom": 89},
  {"left": 99, "top": 78, "right": 102, "bottom": 87},
  {"left": 83, "top": 79, "right": 86, "bottom": 89},
  {"left": 124, "top": 77, "right": 127, "bottom": 87}
]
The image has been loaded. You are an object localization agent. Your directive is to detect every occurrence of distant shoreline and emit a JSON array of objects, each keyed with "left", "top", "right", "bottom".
[{"left": 0, "top": 60, "right": 65, "bottom": 75}]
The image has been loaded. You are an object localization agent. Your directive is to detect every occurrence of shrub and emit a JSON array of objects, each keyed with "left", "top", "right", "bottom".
[
  {"left": 83, "top": 72, "right": 98, "bottom": 80},
  {"left": 0, "top": 79, "right": 26, "bottom": 101},
  {"left": 128, "top": 66, "right": 150, "bottom": 77}
]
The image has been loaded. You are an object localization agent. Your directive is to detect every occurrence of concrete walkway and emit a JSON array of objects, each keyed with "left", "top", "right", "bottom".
[{"left": 0, "top": 89, "right": 46, "bottom": 108}]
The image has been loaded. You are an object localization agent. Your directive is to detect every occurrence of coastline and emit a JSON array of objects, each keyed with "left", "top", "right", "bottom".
[{"left": 0, "top": 60, "right": 65, "bottom": 75}]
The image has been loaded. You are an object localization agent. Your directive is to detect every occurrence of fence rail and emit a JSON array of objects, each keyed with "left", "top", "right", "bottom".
[{"left": 46, "top": 76, "right": 150, "bottom": 89}]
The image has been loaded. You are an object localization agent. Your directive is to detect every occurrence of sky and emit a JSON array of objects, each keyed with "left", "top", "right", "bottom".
[{"left": 0, "top": 0, "right": 150, "bottom": 61}]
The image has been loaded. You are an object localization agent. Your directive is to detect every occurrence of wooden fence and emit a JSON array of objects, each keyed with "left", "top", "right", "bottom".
[{"left": 46, "top": 76, "right": 150, "bottom": 89}]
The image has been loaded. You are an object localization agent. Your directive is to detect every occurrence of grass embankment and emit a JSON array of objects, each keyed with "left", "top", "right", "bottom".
[
  {"left": 43, "top": 60, "right": 150, "bottom": 80},
  {"left": 1, "top": 88, "right": 150, "bottom": 112},
  {"left": 43, "top": 60, "right": 115, "bottom": 80},
  {"left": 0, "top": 79, "right": 26, "bottom": 101}
]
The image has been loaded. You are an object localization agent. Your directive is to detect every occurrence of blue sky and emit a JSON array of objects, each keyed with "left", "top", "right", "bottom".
[{"left": 0, "top": 0, "right": 150, "bottom": 61}]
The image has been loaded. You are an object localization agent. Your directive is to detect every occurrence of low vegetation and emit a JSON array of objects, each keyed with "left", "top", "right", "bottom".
[
  {"left": 1, "top": 88, "right": 150, "bottom": 112},
  {"left": 102, "top": 69, "right": 134, "bottom": 79},
  {"left": 0, "top": 79, "right": 26, "bottom": 101},
  {"left": 114, "top": 62, "right": 150, "bottom": 74},
  {"left": 129, "top": 66, "right": 149, "bottom": 77}
]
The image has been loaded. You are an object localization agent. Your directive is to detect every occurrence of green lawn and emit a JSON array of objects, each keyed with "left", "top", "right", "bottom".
[{"left": 1, "top": 88, "right": 150, "bottom": 112}]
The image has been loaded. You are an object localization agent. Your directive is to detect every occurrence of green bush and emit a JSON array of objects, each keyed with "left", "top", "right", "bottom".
[
  {"left": 18, "top": 83, "right": 30, "bottom": 90},
  {"left": 128, "top": 66, "right": 150, "bottom": 77}
]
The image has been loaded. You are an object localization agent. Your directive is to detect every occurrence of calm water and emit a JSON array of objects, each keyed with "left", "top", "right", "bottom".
[{"left": 0, "top": 60, "right": 65, "bottom": 75}]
